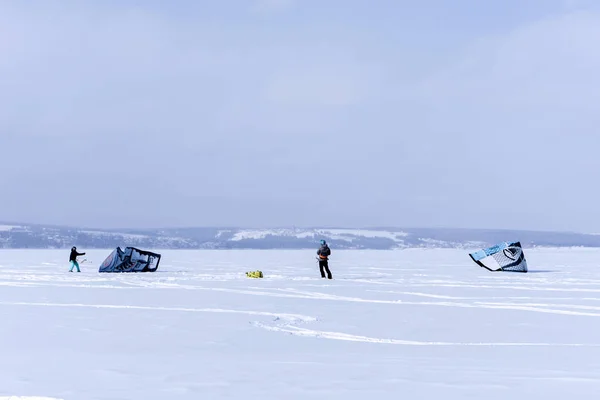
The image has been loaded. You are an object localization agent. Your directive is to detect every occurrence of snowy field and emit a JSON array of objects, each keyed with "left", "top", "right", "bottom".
[{"left": 1, "top": 248, "right": 600, "bottom": 399}]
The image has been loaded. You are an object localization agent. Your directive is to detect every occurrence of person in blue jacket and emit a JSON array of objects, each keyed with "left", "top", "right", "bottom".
[
  {"left": 69, "top": 246, "right": 86, "bottom": 272},
  {"left": 317, "top": 240, "right": 332, "bottom": 279}
]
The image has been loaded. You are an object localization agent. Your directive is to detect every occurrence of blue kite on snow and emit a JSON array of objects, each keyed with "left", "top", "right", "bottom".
[
  {"left": 468, "top": 241, "right": 528, "bottom": 273},
  {"left": 99, "top": 246, "right": 161, "bottom": 273}
]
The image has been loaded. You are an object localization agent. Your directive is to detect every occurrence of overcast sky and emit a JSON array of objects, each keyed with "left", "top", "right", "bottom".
[{"left": 1, "top": 0, "right": 599, "bottom": 232}]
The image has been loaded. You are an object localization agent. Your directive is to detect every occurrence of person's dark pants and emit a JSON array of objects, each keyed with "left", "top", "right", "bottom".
[{"left": 319, "top": 260, "right": 332, "bottom": 279}]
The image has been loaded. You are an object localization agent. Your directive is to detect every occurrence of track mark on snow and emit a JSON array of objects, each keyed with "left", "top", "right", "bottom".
[
  {"left": 267, "top": 288, "right": 600, "bottom": 317},
  {"left": 0, "top": 300, "right": 598, "bottom": 348},
  {"left": 254, "top": 323, "right": 600, "bottom": 347},
  {"left": 0, "top": 301, "right": 316, "bottom": 325}
]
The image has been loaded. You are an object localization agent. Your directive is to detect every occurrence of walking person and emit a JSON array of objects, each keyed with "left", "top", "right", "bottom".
[
  {"left": 317, "top": 239, "right": 332, "bottom": 279},
  {"left": 69, "top": 246, "right": 86, "bottom": 272}
]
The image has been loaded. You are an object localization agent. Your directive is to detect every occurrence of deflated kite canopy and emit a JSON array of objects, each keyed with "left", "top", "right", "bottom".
[
  {"left": 99, "top": 247, "right": 161, "bottom": 273},
  {"left": 469, "top": 241, "right": 528, "bottom": 273}
]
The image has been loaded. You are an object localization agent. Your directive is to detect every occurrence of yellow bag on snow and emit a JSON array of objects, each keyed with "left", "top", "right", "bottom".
[{"left": 245, "top": 270, "right": 264, "bottom": 278}]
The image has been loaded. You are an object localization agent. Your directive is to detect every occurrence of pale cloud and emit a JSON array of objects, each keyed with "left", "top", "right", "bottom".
[
  {"left": 402, "top": 9, "right": 600, "bottom": 231},
  {"left": 563, "top": 0, "right": 599, "bottom": 11},
  {"left": 418, "top": 10, "right": 600, "bottom": 109},
  {"left": 252, "top": 0, "right": 295, "bottom": 14},
  {"left": 263, "top": 53, "right": 384, "bottom": 107},
  {"left": 1, "top": 1, "right": 599, "bottom": 231},
  {"left": 0, "top": 3, "right": 378, "bottom": 140}
]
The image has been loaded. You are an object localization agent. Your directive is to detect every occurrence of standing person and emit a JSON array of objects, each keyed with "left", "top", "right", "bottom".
[
  {"left": 69, "top": 246, "right": 86, "bottom": 272},
  {"left": 317, "top": 239, "right": 332, "bottom": 279}
]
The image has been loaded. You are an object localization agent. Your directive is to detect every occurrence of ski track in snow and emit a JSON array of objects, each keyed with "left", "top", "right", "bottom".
[
  {"left": 1, "top": 299, "right": 597, "bottom": 347},
  {"left": 3, "top": 248, "right": 600, "bottom": 398}
]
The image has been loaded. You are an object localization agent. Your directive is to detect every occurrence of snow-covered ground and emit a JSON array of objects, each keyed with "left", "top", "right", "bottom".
[{"left": 1, "top": 248, "right": 600, "bottom": 399}]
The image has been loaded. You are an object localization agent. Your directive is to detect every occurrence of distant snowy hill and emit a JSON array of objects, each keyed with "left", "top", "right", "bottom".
[{"left": 1, "top": 223, "right": 600, "bottom": 250}]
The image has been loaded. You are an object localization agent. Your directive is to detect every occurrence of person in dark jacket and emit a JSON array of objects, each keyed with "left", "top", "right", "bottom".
[
  {"left": 69, "top": 246, "right": 86, "bottom": 272},
  {"left": 316, "top": 239, "right": 332, "bottom": 279}
]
